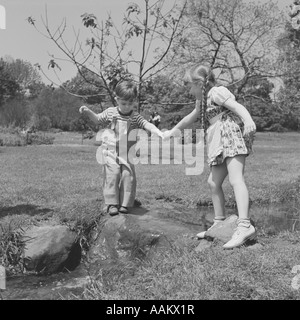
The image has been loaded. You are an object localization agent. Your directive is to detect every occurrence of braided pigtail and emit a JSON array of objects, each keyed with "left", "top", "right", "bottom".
[{"left": 200, "top": 76, "right": 209, "bottom": 131}]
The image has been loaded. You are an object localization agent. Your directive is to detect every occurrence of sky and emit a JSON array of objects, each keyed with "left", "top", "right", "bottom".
[{"left": 0, "top": 0, "right": 294, "bottom": 85}]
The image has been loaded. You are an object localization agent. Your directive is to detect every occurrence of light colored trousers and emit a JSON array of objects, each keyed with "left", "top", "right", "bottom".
[{"left": 102, "top": 158, "right": 136, "bottom": 207}]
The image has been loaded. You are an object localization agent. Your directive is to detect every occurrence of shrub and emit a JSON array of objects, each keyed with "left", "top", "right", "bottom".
[
  {"left": 265, "top": 123, "right": 288, "bottom": 132},
  {"left": 0, "top": 222, "right": 27, "bottom": 275},
  {"left": 37, "top": 116, "right": 52, "bottom": 131},
  {"left": 26, "top": 132, "right": 55, "bottom": 145},
  {"left": 0, "top": 126, "right": 55, "bottom": 146}
]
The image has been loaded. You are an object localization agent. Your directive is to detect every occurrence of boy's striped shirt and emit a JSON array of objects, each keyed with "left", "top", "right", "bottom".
[{"left": 96, "top": 107, "right": 148, "bottom": 129}]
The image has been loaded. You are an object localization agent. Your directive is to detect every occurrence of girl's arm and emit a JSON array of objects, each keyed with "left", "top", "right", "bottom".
[
  {"left": 223, "top": 99, "right": 256, "bottom": 135},
  {"left": 164, "top": 101, "right": 200, "bottom": 138},
  {"left": 144, "top": 122, "right": 164, "bottom": 138}
]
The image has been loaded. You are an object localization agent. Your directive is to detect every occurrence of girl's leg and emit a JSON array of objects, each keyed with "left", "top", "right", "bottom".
[
  {"left": 208, "top": 161, "right": 228, "bottom": 219},
  {"left": 225, "top": 155, "right": 249, "bottom": 219},
  {"left": 196, "top": 162, "right": 228, "bottom": 239},
  {"left": 223, "top": 155, "right": 256, "bottom": 249}
]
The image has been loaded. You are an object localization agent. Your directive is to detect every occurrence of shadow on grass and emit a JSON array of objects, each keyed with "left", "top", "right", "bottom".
[{"left": 0, "top": 204, "right": 53, "bottom": 219}]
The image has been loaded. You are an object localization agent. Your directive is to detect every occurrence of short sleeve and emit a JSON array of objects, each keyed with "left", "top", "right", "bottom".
[
  {"left": 133, "top": 113, "right": 148, "bottom": 129},
  {"left": 210, "top": 86, "right": 235, "bottom": 106},
  {"left": 96, "top": 108, "right": 110, "bottom": 125}
]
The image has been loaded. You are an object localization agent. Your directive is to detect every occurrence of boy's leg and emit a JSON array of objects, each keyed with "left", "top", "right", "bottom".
[
  {"left": 119, "top": 163, "right": 136, "bottom": 208},
  {"left": 102, "top": 162, "right": 120, "bottom": 206}
]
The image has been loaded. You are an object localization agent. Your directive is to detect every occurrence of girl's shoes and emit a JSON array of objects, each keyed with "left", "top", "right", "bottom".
[
  {"left": 196, "top": 218, "right": 225, "bottom": 239},
  {"left": 223, "top": 222, "right": 256, "bottom": 249},
  {"left": 107, "top": 205, "right": 119, "bottom": 216},
  {"left": 119, "top": 206, "right": 128, "bottom": 214}
]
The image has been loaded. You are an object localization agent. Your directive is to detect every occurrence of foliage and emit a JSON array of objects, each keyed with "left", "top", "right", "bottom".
[
  {"left": 32, "top": 87, "right": 82, "bottom": 131},
  {"left": 0, "top": 96, "right": 29, "bottom": 127},
  {"left": 28, "top": 0, "right": 188, "bottom": 112},
  {"left": 166, "top": 0, "right": 284, "bottom": 98},
  {"left": 0, "top": 221, "right": 26, "bottom": 275},
  {"left": 26, "top": 132, "right": 55, "bottom": 145},
  {"left": 2, "top": 57, "right": 44, "bottom": 98},
  {"left": 275, "top": 20, "right": 300, "bottom": 131},
  {"left": 0, "top": 57, "right": 46, "bottom": 128},
  {"left": 0, "top": 58, "right": 20, "bottom": 107},
  {"left": 63, "top": 67, "right": 107, "bottom": 106},
  {"left": 0, "top": 126, "right": 54, "bottom": 146}
]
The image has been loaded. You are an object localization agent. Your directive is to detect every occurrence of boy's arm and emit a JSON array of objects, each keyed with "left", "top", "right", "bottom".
[
  {"left": 144, "top": 122, "right": 164, "bottom": 138},
  {"left": 79, "top": 106, "right": 100, "bottom": 125}
]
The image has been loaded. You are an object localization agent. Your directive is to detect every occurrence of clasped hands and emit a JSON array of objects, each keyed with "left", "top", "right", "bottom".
[{"left": 155, "top": 129, "right": 181, "bottom": 140}]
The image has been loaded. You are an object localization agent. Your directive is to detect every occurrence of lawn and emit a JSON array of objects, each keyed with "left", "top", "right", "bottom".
[
  {"left": 1, "top": 131, "right": 300, "bottom": 300},
  {"left": 1, "top": 131, "right": 300, "bottom": 212}
]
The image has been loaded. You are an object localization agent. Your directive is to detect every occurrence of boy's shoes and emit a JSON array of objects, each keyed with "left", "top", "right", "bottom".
[
  {"left": 223, "top": 222, "right": 256, "bottom": 249},
  {"left": 134, "top": 199, "right": 142, "bottom": 207},
  {"left": 196, "top": 218, "right": 225, "bottom": 239},
  {"left": 119, "top": 206, "right": 128, "bottom": 214},
  {"left": 107, "top": 205, "right": 119, "bottom": 216}
]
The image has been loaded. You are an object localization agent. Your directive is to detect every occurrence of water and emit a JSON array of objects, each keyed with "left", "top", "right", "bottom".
[
  {"left": 1, "top": 202, "right": 298, "bottom": 300},
  {"left": 196, "top": 202, "right": 299, "bottom": 234},
  {"left": 1, "top": 265, "right": 89, "bottom": 300}
]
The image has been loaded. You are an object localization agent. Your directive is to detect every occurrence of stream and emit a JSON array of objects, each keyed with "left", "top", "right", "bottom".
[{"left": 1, "top": 202, "right": 298, "bottom": 300}]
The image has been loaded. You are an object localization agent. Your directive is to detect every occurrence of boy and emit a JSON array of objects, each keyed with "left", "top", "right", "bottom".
[{"left": 79, "top": 80, "right": 163, "bottom": 216}]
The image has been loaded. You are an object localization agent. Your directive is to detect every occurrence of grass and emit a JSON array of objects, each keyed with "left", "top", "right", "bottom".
[
  {"left": 80, "top": 235, "right": 300, "bottom": 300},
  {"left": 1, "top": 130, "right": 300, "bottom": 299}
]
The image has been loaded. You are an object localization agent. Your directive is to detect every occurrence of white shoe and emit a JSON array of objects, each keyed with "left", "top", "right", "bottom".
[
  {"left": 223, "top": 222, "right": 256, "bottom": 249},
  {"left": 196, "top": 218, "right": 224, "bottom": 239}
]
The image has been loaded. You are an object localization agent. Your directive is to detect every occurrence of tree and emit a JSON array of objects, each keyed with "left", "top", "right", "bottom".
[
  {"left": 0, "top": 59, "right": 20, "bottom": 108},
  {"left": 33, "top": 86, "right": 82, "bottom": 131},
  {"left": 28, "top": 0, "right": 188, "bottom": 112},
  {"left": 274, "top": 4, "right": 300, "bottom": 130},
  {"left": 165, "top": 0, "right": 284, "bottom": 100},
  {"left": 63, "top": 67, "right": 107, "bottom": 107},
  {"left": 0, "top": 57, "right": 46, "bottom": 127},
  {"left": 2, "top": 57, "right": 43, "bottom": 98}
]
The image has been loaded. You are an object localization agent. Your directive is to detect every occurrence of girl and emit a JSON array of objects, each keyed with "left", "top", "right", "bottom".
[{"left": 163, "top": 65, "right": 257, "bottom": 249}]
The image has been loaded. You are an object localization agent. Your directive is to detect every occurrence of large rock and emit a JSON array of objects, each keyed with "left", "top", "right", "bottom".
[
  {"left": 203, "top": 214, "right": 256, "bottom": 243},
  {"left": 87, "top": 204, "right": 200, "bottom": 279},
  {"left": 23, "top": 225, "right": 79, "bottom": 274},
  {"left": 204, "top": 214, "right": 238, "bottom": 243}
]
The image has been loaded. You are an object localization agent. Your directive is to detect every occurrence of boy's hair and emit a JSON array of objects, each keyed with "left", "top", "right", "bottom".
[{"left": 115, "top": 81, "right": 138, "bottom": 101}]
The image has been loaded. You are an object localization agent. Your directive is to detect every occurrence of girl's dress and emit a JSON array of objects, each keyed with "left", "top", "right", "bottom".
[{"left": 205, "top": 86, "right": 254, "bottom": 166}]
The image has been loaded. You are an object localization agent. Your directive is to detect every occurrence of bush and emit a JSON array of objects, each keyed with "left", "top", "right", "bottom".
[
  {"left": 265, "top": 123, "right": 288, "bottom": 133},
  {"left": 37, "top": 116, "right": 52, "bottom": 131},
  {"left": 0, "top": 222, "right": 27, "bottom": 275},
  {"left": 0, "top": 134, "right": 26, "bottom": 146},
  {"left": 0, "top": 126, "right": 55, "bottom": 146},
  {"left": 26, "top": 132, "right": 55, "bottom": 145}
]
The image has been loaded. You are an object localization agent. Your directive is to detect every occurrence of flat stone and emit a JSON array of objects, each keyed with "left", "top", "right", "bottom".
[{"left": 205, "top": 214, "right": 238, "bottom": 243}]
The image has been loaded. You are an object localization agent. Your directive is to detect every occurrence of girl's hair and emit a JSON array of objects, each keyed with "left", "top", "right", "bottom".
[
  {"left": 184, "top": 65, "right": 216, "bottom": 130},
  {"left": 115, "top": 81, "right": 138, "bottom": 101}
]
